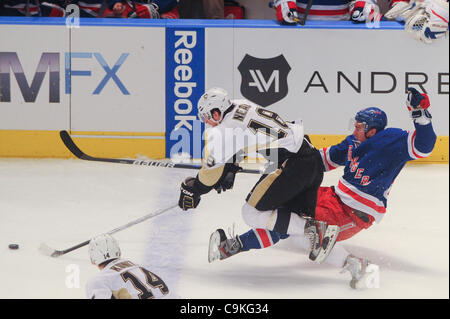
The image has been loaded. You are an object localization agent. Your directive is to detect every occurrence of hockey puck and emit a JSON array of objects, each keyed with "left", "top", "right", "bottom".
[{"left": 8, "top": 244, "right": 19, "bottom": 250}]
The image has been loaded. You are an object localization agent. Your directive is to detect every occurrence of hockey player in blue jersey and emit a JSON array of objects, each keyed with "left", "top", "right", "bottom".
[{"left": 208, "top": 87, "right": 437, "bottom": 289}]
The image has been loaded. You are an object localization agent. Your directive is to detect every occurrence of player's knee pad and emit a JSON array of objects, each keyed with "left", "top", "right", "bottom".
[
  {"left": 241, "top": 202, "right": 276, "bottom": 230},
  {"left": 241, "top": 203, "right": 258, "bottom": 227}
]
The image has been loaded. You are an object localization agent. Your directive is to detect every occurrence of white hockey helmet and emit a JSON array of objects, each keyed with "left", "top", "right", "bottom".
[
  {"left": 197, "top": 87, "right": 232, "bottom": 124},
  {"left": 88, "top": 234, "right": 121, "bottom": 265}
]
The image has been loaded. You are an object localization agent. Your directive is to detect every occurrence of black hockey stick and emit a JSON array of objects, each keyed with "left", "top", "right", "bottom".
[
  {"left": 268, "top": 0, "right": 313, "bottom": 25},
  {"left": 59, "top": 130, "right": 263, "bottom": 174},
  {"left": 39, "top": 203, "right": 178, "bottom": 257},
  {"left": 298, "top": 0, "right": 313, "bottom": 26}
]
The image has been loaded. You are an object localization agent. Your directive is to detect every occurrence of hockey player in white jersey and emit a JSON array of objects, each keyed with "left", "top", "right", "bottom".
[
  {"left": 178, "top": 87, "right": 340, "bottom": 265},
  {"left": 86, "top": 234, "right": 171, "bottom": 299}
]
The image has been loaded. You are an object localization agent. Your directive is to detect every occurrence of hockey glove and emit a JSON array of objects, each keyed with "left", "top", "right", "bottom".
[
  {"left": 384, "top": 0, "right": 419, "bottom": 21},
  {"left": 214, "top": 164, "right": 243, "bottom": 194},
  {"left": 349, "top": 1, "right": 382, "bottom": 24},
  {"left": 128, "top": 3, "right": 160, "bottom": 19},
  {"left": 405, "top": 0, "right": 449, "bottom": 44},
  {"left": 406, "top": 87, "right": 432, "bottom": 125},
  {"left": 274, "top": 0, "right": 300, "bottom": 25},
  {"left": 179, "top": 177, "right": 201, "bottom": 211}
]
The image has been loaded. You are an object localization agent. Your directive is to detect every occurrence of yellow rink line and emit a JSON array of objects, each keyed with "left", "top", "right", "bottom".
[
  {"left": 308, "top": 135, "right": 449, "bottom": 164},
  {"left": 0, "top": 130, "right": 166, "bottom": 159},
  {"left": 0, "top": 130, "right": 448, "bottom": 163}
]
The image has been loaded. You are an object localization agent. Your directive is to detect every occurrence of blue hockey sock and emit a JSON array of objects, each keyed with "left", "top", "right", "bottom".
[{"left": 239, "top": 229, "right": 289, "bottom": 252}]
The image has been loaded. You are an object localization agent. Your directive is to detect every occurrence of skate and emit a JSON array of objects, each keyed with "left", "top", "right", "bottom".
[
  {"left": 304, "top": 218, "right": 340, "bottom": 263},
  {"left": 341, "top": 254, "right": 380, "bottom": 289},
  {"left": 208, "top": 228, "right": 243, "bottom": 263}
]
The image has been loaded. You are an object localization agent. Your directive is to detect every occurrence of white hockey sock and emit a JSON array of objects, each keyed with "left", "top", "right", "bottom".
[
  {"left": 324, "top": 242, "right": 350, "bottom": 268},
  {"left": 241, "top": 203, "right": 306, "bottom": 235},
  {"left": 286, "top": 213, "right": 306, "bottom": 236},
  {"left": 241, "top": 203, "right": 277, "bottom": 230}
]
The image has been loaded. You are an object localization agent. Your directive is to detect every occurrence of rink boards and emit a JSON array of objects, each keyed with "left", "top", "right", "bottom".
[{"left": 0, "top": 18, "right": 448, "bottom": 162}]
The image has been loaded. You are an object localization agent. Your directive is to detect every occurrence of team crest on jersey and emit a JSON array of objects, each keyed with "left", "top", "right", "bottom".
[{"left": 238, "top": 54, "right": 291, "bottom": 107}]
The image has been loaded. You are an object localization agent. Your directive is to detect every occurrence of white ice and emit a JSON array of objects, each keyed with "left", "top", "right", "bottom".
[{"left": 0, "top": 158, "right": 448, "bottom": 299}]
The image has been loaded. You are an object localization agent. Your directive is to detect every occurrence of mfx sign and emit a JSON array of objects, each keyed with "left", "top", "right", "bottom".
[{"left": 0, "top": 52, "right": 129, "bottom": 103}]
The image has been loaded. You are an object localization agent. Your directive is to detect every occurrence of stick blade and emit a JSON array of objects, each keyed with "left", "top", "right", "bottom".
[
  {"left": 60, "top": 130, "right": 85, "bottom": 159},
  {"left": 39, "top": 243, "right": 63, "bottom": 258}
]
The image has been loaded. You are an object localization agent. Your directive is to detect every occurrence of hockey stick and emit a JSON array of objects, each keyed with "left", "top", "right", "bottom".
[
  {"left": 59, "top": 130, "right": 263, "bottom": 174},
  {"left": 298, "top": 0, "right": 313, "bottom": 26},
  {"left": 268, "top": 0, "right": 313, "bottom": 25},
  {"left": 39, "top": 203, "right": 178, "bottom": 258}
]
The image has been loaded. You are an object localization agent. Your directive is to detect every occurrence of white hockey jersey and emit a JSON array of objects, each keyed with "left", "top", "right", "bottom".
[
  {"left": 204, "top": 99, "right": 304, "bottom": 169},
  {"left": 85, "top": 258, "right": 171, "bottom": 299}
]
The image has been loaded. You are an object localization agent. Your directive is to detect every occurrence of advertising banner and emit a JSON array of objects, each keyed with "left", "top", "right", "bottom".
[
  {"left": 0, "top": 19, "right": 448, "bottom": 161},
  {"left": 165, "top": 27, "right": 205, "bottom": 159},
  {"left": 206, "top": 28, "right": 449, "bottom": 136},
  {"left": 69, "top": 26, "right": 166, "bottom": 133},
  {"left": 0, "top": 25, "right": 70, "bottom": 130}
]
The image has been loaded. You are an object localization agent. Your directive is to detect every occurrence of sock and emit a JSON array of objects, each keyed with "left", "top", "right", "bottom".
[
  {"left": 324, "top": 243, "right": 351, "bottom": 268},
  {"left": 242, "top": 203, "right": 306, "bottom": 236},
  {"left": 286, "top": 213, "right": 306, "bottom": 235},
  {"left": 239, "top": 228, "right": 289, "bottom": 252}
]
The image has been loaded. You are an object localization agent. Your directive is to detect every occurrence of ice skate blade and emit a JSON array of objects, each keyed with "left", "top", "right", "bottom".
[
  {"left": 313, "top": 225, "right": 340, "bottom": 264},
  {"left": 208, "top": 231, "right": 222, "bottom": 263}
]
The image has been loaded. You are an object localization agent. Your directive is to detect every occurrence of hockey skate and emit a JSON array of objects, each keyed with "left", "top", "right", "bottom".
[
  {"left": 341, "top": 254, "right": 380, "bottom": 289},
  {"left": 304, "top": 219, "right": 340, "bottom": 263},
  {"left": 208, "top": 228, "right": 243, "bottom": 263}
]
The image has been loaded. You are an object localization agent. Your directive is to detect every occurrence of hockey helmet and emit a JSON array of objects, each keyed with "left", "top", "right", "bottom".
[
  {"left": 197, "top": 87, "right": 232, "bottom": 125},
  {"left": 89, "top": 234, "right": 121, "bottom": 265},
  {"left": 355, "top": 107, "right": 387, "bottom": 133}
]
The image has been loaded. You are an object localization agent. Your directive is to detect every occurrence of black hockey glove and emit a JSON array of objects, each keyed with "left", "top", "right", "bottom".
[
  {"left": 214, "top": 164, "right": 242, "bottom": 194},
  {"left": 179, "top": 177, "right": 201, "bottom": 211}
]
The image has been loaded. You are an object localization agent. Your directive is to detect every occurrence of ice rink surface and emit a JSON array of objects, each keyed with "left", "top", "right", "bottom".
[{"left": 0, "top": 158, "right": 448, "bottom": 299}]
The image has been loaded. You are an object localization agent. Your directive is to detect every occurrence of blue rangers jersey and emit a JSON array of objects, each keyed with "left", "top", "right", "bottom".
[{"left": 319, "top": 122, "right": 436, "bottom": 223}]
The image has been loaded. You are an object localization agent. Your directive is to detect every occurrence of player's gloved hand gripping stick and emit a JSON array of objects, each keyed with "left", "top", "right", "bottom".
[{"left": 270, "top": 0, "right": 314, "bottom": 26}]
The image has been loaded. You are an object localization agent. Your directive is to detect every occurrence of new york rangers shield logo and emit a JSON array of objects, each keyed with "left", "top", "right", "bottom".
[{"left": 238, "top": 54, "right": 291, "bottom": 107}]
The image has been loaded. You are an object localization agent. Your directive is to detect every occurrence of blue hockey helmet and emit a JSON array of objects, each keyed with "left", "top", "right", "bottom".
[{"left": 355, "top": 107, "right": 387, "bottom": 133}]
